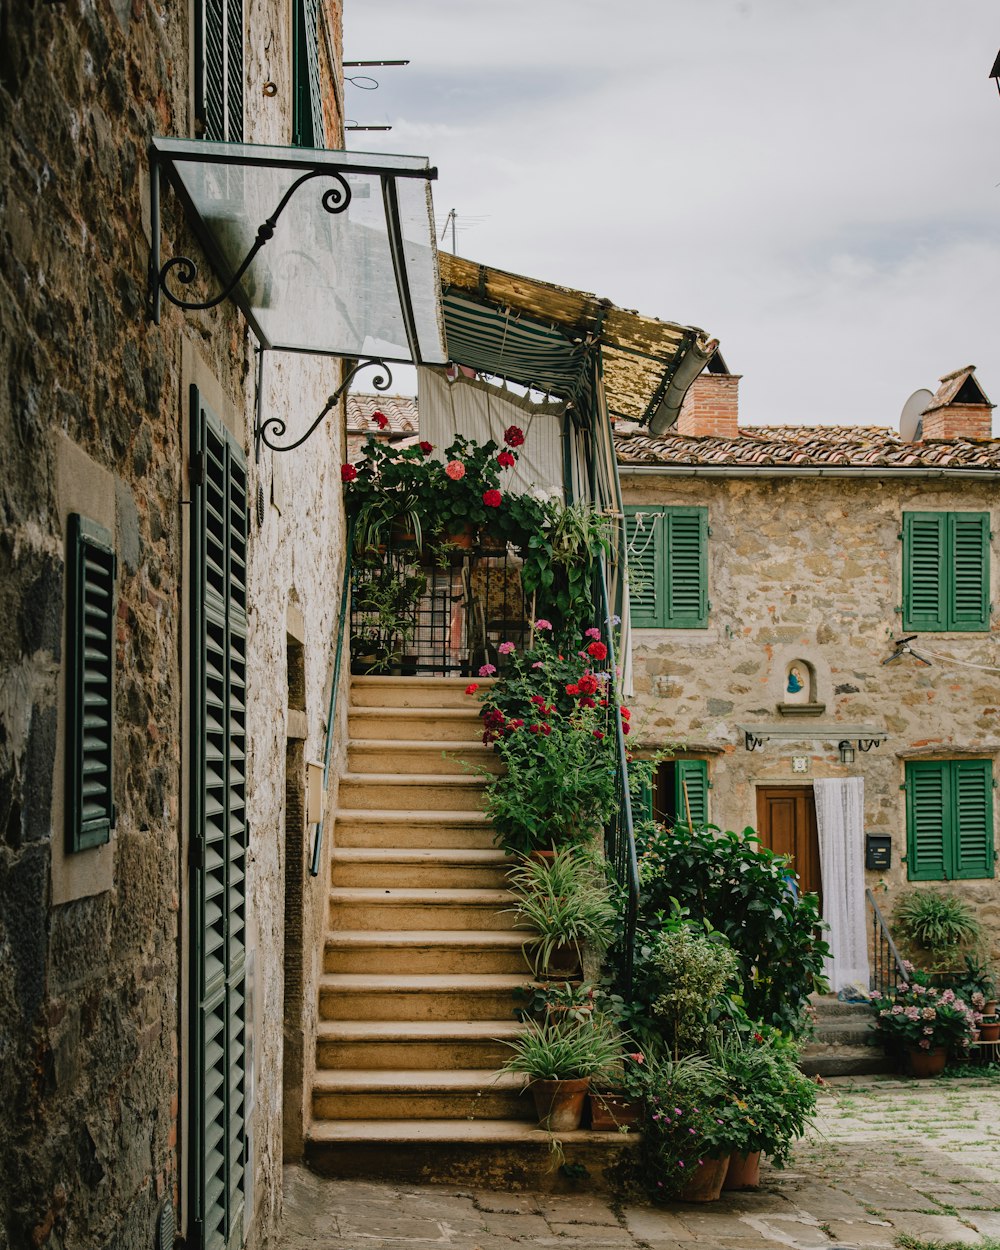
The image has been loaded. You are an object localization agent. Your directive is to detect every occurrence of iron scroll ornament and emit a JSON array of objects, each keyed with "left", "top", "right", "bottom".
[
  {"left": 157, "top": 169, "right": 352, "bottom": 313},
  {"left": 255, "top": 358, "right": 393, "bottom": 456}
]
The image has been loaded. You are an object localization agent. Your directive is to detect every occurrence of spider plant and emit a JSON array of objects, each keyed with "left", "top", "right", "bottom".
[
  {"left": 499, "top": 1014, "right": 621, "bottom": 1083},
  {"left": 893, "top": 889, "right": 982, "bottom": 959}
]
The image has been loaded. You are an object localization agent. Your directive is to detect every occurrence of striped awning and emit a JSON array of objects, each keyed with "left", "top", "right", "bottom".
[{"left": 440, "top": 254, "right": 716, "bottom": 428}]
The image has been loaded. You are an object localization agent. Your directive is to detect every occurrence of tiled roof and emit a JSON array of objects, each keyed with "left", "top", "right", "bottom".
[
  {"left": 346, "top": 393, "right": 418, "bottom": 434},
  {"left": 615, "top": 424, "right": 1000, "bottom": 470}
]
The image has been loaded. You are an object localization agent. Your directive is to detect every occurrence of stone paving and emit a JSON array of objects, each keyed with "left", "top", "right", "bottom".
[{"left": 279, "top": 1073, "right": 1000, "bottom": 1249}]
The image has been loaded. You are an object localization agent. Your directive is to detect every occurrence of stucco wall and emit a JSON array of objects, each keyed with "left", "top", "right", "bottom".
[{"left": 622, "top": 470, "right": 1000, "bottom": 962}]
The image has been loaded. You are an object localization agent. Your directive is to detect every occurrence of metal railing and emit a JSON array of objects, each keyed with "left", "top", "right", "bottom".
[{"left": 866, "top": 887, "right": 908, "bottom": 996}]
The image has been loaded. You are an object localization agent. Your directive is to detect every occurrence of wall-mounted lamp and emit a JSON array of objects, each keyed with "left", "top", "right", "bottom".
[{"left": 838, "top": 740, "right": 856, "bottom": 766}]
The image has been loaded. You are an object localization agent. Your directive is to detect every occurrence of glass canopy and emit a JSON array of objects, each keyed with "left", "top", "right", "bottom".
[{"left": 149, "top": 138, "right": 447, "bottom": 365}]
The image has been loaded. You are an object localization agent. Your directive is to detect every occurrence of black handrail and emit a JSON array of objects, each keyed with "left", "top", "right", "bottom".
[
  {"left": 598, "top": 555, "right": 640, "bottom": 997},
  {"left": 866, "top": 887, "right": 908, "bottom": 995}
]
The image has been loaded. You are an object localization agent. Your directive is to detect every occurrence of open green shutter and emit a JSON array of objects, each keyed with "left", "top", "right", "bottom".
[
  {"left": 190, "top": 387, "right": 248, "bottom": 1250},
  {"left": 903, "top": 512, "right": 947, "bottom": 631},
  {"left": 675, "top": 760, "right": 709, "bottom": 829},
  {"left": 953, "top": 759, "right": 994, "bottom": 879},
  {"left": 665, "top": 508, "right": 707, "bottom": 628},
  {"left": 949, "top": 513, "right": 990, "bottom": 632},
  {"left": 906, "top": 761, "right": 949, "bottom": 881},
  {"left": 66, "top": 514, "right": 116, "bottom": 852},
  {"left": 625, "top": 508, "right": 663, "bottom": 626}
]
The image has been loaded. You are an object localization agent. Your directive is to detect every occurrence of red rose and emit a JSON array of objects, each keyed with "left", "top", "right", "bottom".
[
  {"left": 496, "top": 450, "right": 516, "bottom": 468},
  {"left": 587, "top": 641, "right": 608, "bottom": 661},
  {"left": 504, "top": 425, "right": 525, "bottom": 448},
  {"left": 482, "top": 489, "right": 502, "bottom": 508},
  {"left": 372, "top": 410, "right": 389, "bottom": 429},
  {"left": 341, "top": 464, "right": 357, "bottom": 482},
  {"left": 419, "top": 441, "right": 433, "bottom": 454}
]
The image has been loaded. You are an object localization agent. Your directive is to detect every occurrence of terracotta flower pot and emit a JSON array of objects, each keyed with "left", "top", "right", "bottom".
[
  {"left": 530, "top": 1077, "right": 590, "bottom": 1132},
  {"left": 905, "top": 1045, "right": 948, "bottom": 1077},
  {"left": 979, "top": 1021, "right": 1000, "bottom": 1042},
  {"left": 677, "top": 1154, "right": 731, "bottom": 1203},
  {"left": 537, "top": 942, "right": 581, "bottom": 979},
  {"left": 588, "top": 1093, "right": 642, "bottom": 1131},
  {"left": 723, "top": 1151, "right": 761, "bottom": 1190}
]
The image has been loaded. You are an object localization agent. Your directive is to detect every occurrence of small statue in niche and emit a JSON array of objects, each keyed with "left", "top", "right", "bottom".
[
  {"left": 783, "top": 661, "right": 811, "bottom": 706},
  {"left": 787, "top": 666, "right": 804, "bottom": 695}
]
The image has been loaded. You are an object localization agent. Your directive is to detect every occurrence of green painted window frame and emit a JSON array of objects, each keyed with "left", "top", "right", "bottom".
[
  {"left": 675, "top": 759, "right": 709, "bottom": 829},
  {"left": 905, "top": 758, "right": 995, "bottom": 881},
  {"left": 902, "top": 511, "right": 990, "bottom": 632},
  {"left": 624, "top": 505, "right": 709, "bottom": 628},
  {"left": 194, "top": 0, "right": 244, "bottom": 142},
  {"left": 66, "top": 514, "right": 116, "bottom": 853},
  {"left": 292, "top": 0, "right": 325, "bottom": 148}
]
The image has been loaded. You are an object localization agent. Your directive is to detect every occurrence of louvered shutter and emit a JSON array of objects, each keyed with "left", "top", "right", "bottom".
[
  {"left": 190, "top": 387, "right": 248, "bottom": 1250},
  {"left": 949, "top": 513, "right": 989, "bottom": 632},
  {"left": 905, "top": 761, "right": 949, "bottom": 881},
  {"left": 953, "top": 759, "right": 994, "bottom": 879},
  {"left": 66, "top": 515, "right": 116, "bottom": 852},
  {"left": 675, "top": 760, "right": 709, "bottom": 829},
  {"left": 903, "top": 513, "right": 946, "bottom": 632},
  {"left": 197, "top": 0, "right": 244, "bottom": 142},
  {"left": 624, "top": 508, "right": 663, "bottom": 626},
  {"left": 294, "top": 0, "right": 325, "bottom": 147},
  {"left": 664, "top": 508, "right": 708, "bottom": 628}
]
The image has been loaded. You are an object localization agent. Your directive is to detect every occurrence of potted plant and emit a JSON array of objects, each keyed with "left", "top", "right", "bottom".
[
  {"left": 513, "top": 980, "right": 596, "bottom": 1025},
  {"left": 637, "top": 922, "right": 741, "bottom": 1059},
  {"left": 499, "top": 1014, "right": 621, "bottom": 1132},
  {"left": 950, "top": 953, "right": 998, "bottom": 1018},
  {"left": 868, "top": 981, "right": 978, "bottom": 1076},
  {"left": 589, "top": 1049, "right": 648, "bottom": 1131},
  {"left": 891, "top": 889, "right": 983, "bottom": 974},
  {"left": 638, "top": 1052, "right": 733, "bottom": 1202},
  {"left": 350, "top": 558, "right": 426, "bottom": 674}
]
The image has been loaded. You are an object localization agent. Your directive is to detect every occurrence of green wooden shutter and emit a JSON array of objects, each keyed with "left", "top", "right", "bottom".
[
  {"left": 625, "top": 507, "right": 664, "bottom": 626},
  {"left": 293, "top": 0, "right": 325, "bottom": 148},
  {"left": 903, "top": 512, "right": 947, "bottom": 631},
  {"left": 949, "top": 513, "right": 990, "bottom": 632},
  {"left": 675, "top": 760, "right": 709, "bottom": 829},
  {"left": 664, "top": 508, "right": 708, "bottom": 628},
  {"left": 196, "top": 0, "right": 243, "bottom": 142},
  {"left": 905, "top": 760, "right": 949, "bottom": 881},
  {"left": 190, "top": 387, "right": 248, "bottom": 1250},
  {"left": 953, "top": 759, "right": 994, "bottom": 879},
  {"left": 66, "top": 514, "right": 116, "bottom": 852}
]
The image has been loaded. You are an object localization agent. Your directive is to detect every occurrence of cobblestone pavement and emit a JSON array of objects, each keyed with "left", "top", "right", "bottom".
[{"left": 279, "top": 1074, "right": 1000, "bottom": 1249}]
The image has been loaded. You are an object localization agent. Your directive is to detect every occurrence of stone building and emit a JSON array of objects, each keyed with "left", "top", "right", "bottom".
[
  {"left": 0, "top": 2, "right": 365, "bottom": 1247},
  {"left": 617, "top": 363, "right": 1000, "bottom": 980}
]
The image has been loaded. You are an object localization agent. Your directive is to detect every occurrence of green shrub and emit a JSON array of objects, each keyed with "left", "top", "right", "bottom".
[{"left": 892, "top": 890, "right": 982, "bottom": 964}]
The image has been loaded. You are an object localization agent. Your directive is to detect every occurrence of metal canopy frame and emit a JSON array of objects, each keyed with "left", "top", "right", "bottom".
[{"left": 740, "top": 724, "right": 889, "bottom": 753}]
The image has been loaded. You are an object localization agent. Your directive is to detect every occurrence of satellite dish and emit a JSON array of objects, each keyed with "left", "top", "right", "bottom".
[{"left": 899, "top": 388, "right": 933, "bottom": 441}]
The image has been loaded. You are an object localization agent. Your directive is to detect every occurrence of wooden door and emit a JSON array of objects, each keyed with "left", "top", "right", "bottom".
[{"left": 756, "top": 786, "right": 821, "bottom": 907}]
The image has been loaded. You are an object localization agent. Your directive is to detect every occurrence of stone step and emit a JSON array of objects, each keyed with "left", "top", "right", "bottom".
[
  {"left": 330, "top": 848, "right": 512, "bottom": 891},
  {"left": 328, "top": 887, "right": 517, "bottom": 932},
  {"left": 311, "top": 1069, "right": 531, "bottom": 1121},
  {"left": 810, "top": 994, "right": 875, "bottom": 1018},
  {"left": 350, "top": 675, "right": 494, "bottom": 709},
  {"left": 332, "top": 809, "right": 496, "bottom": 851},
  {"left": 348, "top": 707, "right": 484, "bottom": 742},
  {"left": 318, "top": 972, "right": 528, "bottom": 1022},
  {"left": 324, "top": 929, "right": 531, "bottom": 976},
  {"left": 800, "top": 1044, "right": 892, "bottom": 1077},
  {"left": 304, "top": 1119, "right": 640, "bottom": 1191},
  {"left": 337, "top": 772, "right": 488, "bottom": 812},
  {"left": 347, "top": 738, "right": 500, "bottom": 776},
  {"left": 316, "top": 1019, "right": 524, "bottom": 1071},
  {"left": 812, "top": 1019, "right": 879, "bottom": 1048}
]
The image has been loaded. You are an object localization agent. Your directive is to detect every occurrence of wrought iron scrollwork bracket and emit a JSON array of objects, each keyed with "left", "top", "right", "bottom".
[
  {"left": 744, "top": 731, "right": 765, "bottom": 752},
  {"left": 858, "top": 738, "right": 882, "bottom": 752},
  {"left": 254, "top": 356, "right": 393, "bottom": 460}
]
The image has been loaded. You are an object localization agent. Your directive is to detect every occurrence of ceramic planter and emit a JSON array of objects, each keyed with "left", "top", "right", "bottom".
[
  {"left": 979, "top": 1019, "right": 1000, "bottom": 1042},
  {"left": 723, "top": 1151, "right": 761, "bottom": 1190},
  {"left": 529, "top": 1077, "right": 590, "bottom": 1131},
  {"left": 677, "top": 1154, "right": 731, "bottom": 1202},
  {"left": 905, "top": 1045, "right": 948, "bottom": 1077},
  {"left": 588, "top": 1093, "right": 642, "bottom": 1131}
]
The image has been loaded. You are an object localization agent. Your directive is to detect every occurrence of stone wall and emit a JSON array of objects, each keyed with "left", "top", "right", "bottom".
[
  {"left": 0, "top": 2, "right": 347, "bottom": 1247},
  {"left": 622, "top": 471, "right": 1000, "bottom": 962}
]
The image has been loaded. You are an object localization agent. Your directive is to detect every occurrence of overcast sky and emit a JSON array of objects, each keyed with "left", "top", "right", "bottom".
[{"left": 344, "top": 2, "right": 999, "bottom": 431}]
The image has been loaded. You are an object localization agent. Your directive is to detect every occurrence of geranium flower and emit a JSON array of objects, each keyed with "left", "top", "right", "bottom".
[
  {"left": 507, "top": 718, "right": 524, "bottom": 731},
  {"left": 534, "top": 619, "right": 552, "bottom": 631},
  {"left": 578, "top": 674, "right": 599, "bottom": 695},
  {"left": 620, "top": 706, "right": 631, "bottom": 720},
  {"left": 504, "top": 425, "right": 525, "bottom": 447},
  {"left": 496, "top": 451, "right": 516, "bottom": 468},
  {"left": 478, "top": 663, "right": 496, "bottom": 676},
  {"left": 593, "top": 730, "right": 605, "bottom": 740},
  {"left": 622, "top": 722, "right": 631, "bottom": 735},
  {"left": 565, "top": 683, "right": 580, "bottom": 696},
  {"left": 587, "top": 641, "right": 608, "bottom": 661},
  {"left": 531, "top": 661, "right": 544, "bottom": 670},
  {"left": 465, "top": 683, "right": 479, "bottom": 695},
  {"left": 341, "top": 463, "right": 358, "bottom": 482},
  {"left": 371, "top": 410, "right": 389, "bottom": 429},
  {"left": 627, "top": 1052, "right": 644, "bottom": 1063},
  {"left": 445, "top": 460, "right": 466, "bottom": 480},
  {"left": 419, "top": 440, "right": 433, "bottom": 454},
  {"left": 498, "top": 641, "right": 515, "bottom": 655},
  {"left": 530, "top": 694, "right": 546, "bottom": 707},
  {"left": 482, "top": 489, "right": 502, "bottom": 507},
  {"left": 578, "top": 697, "right": 595, "bottom": 709},
  {"left": 584, "top": 627, "right": 601, "bottom": 640}
]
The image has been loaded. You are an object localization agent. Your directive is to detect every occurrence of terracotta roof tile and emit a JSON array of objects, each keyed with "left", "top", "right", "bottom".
[{"left": 346, "top": 393, "right": 419, "bottom": 434}]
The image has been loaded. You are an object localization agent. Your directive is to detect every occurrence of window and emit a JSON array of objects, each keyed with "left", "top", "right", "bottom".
[
  {"left": 66, "top": 514, "right": 116, "bottom": 852},
  {"left": 293, "top": 0, "right": 325, "bottom": 148},
  {"left": 905, "top": 759, "right": 995, "bottom": 881},
  {"left": 625, "top": 505, "right": 708, "bottom": 628},
  {"left": 195, "top": 0, "right": 244, "bottom": 142},
  {"left": 646, "top": 759, "right": 710, "bottom": 830},
  {"left": 902, "top": 511, "right": 990, "bottom": 632}
]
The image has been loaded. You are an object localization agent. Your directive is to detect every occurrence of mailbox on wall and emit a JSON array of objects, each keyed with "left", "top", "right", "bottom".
[{"left": 865, "top": 834, "right": 892, "bottom": 871}]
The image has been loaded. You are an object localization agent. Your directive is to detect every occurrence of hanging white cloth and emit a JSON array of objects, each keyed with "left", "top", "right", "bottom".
[
  {"left": 417, "top": 367, "right": 566, "bottom": 503},
  {"left": 813, "top": 777, "right": 870, "bottom": 993}
]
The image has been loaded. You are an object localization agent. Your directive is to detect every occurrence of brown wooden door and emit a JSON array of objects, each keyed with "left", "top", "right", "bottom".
[{"left": 756, "top": 786, "right": 821, "bottom": 907}]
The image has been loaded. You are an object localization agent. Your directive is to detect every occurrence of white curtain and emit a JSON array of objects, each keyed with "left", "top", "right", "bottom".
[{"left": 813, "top": 777, "right": 870, "bottom": 993}]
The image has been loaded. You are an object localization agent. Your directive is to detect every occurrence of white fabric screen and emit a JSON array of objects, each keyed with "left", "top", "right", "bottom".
[
  {"left": 813, "top": 777, "right": 870, "bottom": 993},
  {"left": 417, "top": 368, "right": 566, "bottom": 503}
]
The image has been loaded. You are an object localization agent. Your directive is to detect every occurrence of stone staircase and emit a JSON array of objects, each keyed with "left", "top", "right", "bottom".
[
  {"left": 304, "top": 675, "right": 635, "bottom": 1188},
  {"left": 800, "top": 994, "right": 892, "bottom": 1077}
]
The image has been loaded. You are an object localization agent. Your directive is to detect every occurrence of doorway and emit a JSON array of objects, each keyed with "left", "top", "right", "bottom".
[{"left": 755, "top": 786, "right": 821, "bottom": 908}]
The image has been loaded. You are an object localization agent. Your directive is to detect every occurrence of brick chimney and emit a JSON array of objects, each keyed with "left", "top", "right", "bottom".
[
  {"left": 920, "top": 366, "right": 995, "bottom": 441},
  {"left": 676, "top": 372, "right": 741, "bottom": 438}
]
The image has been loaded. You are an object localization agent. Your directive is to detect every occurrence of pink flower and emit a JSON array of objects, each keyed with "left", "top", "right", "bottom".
[
  {"left": 371, "top": 410, "right": 389, "bottom": 429},
  {"left": 531, "top": 661, "right": 544, "bottom": 670},
  {"left": 918, "top": 1039, "right": 932, "bottom": 1050},
  {"left": 497, "top": 450, "right": 516, "bottom": 468},
  {"left": 478, "top": 663, "right": 496, "bottom": 676},
  {"left": 465, "top": 683, "right": 478, "bottom": 695},
  {"left": 584, "top": 627, "right": 601, "bottom": 640},
  {"left": 498, "top": 641, "right": 515, "bottom": 655},
  {"left": 534, "top": 619, "right": 552, "bottom": 631},
  {"left": 445, "top": 460, "right": 466, "bottom": 480},
  {"left": 677, "top": 1161, "right": 685, "bottom": 1169},
  {"left": 341, "top": 463, "right": 358, "bottom": 482},
  {"left": 482, "top": 489, "right": 502, "bottom": 508}
]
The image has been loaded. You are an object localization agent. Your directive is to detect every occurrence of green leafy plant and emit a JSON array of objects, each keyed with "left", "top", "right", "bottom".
[
  {"left": 499, "top": 1014, "right": 622, "bottom": 1083},
  {"left": 517, "top": 502, "right": 610, "bottom": 643},
  {"left": 714, "top": 1029, "right": 817, "bottom": 1166},
  {"left": 513, "top": 980, "right": 597, "bottom": 1024},
  {"left": 636, "top": 1051, "right": 729, "bottom": 1198},
  {"left": 868, "top": 981, "right": 978, "bottom": 1053},
  {"left": 892, "top": 890, "right": 983, "bottom": 964},
  {"left": 350, "top": 557, "right": 426, "bottom": 669},
  {"left": 639, "top": 923, "right": 740, "bottom": 1058},
  {"left": 507, "top": 848, "right": 618, "bottom": 977}
]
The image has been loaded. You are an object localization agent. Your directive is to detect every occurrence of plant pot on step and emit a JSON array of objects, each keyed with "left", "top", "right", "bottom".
[
  {"left": 588, "top": 1092, "right": 642, "bottom": 1132},
  {"left": 529, "top": 1077, "right": 590, "bottom": 1132},
  {"left": 905, "top": 1045, "right": 948, "bottom": 1078},
  {"left": 979, "top": 1020, "right": 1000, "bottom": 1042},
  {"left": 677, "top": 1155, "right": 731, "bottom": 1203},
  {"left": 536, "top": 942, "right": 582, "bottom": 980},
  {"left": 723, "top": 1151, "right": 761, "bottom": 1191}
]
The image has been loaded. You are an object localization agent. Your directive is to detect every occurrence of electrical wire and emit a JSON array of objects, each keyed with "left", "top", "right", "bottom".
[{"left": 907, "top": 645, "right": 1000, "bottom": 674}]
